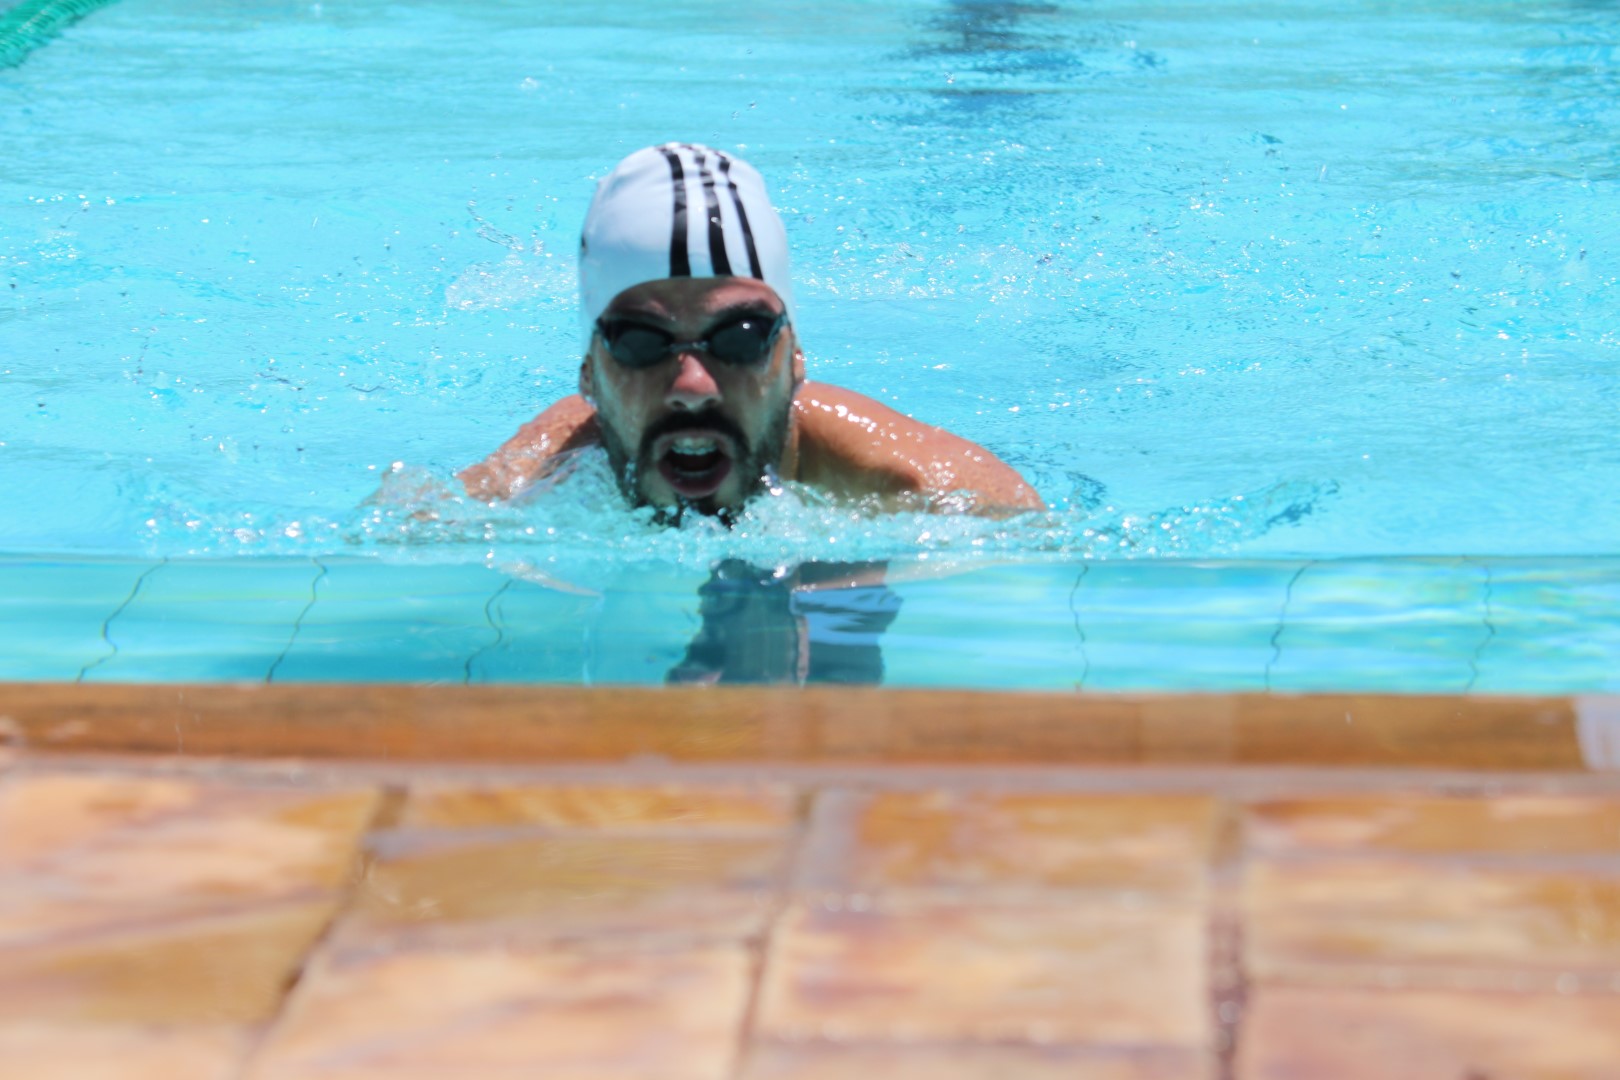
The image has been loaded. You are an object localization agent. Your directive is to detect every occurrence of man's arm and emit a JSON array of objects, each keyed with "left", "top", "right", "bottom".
[
  {"left": 792, "top": 382, "right": 1044, "bottom": 516},
  {"left": 457, "top": 394, "right": 600, "bottom": 501}
]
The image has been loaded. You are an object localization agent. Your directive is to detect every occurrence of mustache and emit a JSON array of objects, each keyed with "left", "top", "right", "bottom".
[{"left": 639, "top": 409, "right": 749, "bottom": 457}]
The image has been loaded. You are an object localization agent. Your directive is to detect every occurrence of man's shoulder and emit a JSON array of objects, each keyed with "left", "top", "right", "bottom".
[
  {"left": 791, "top": 382, "right": 1043, "bottom": 513},
  {"left": 793, "top": 382, "right": 918, "bottom": 436},
  {"left": 459, "top": 394, "right": 600, "bottom": 501}
]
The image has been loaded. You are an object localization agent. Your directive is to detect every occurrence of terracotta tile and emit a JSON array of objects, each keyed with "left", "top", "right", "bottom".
[
  {"left": 343, "top": 830, "right": 788, "bottom": 947},
  {"left": 1239, "top": 985, "right": 1620, "bottom": 1079},
  {"left": 246, "top": 944, "right": 750, "bottom": 1080},
  {"left": 0, "top": 773, "right": 202, "bottom": 862},
  {"left": 399, "top": 782, "right": 795, "bottom": 832},
  {"left": 1247, "top": 858, "right": 1620, "bottom": 982},
  {"left": 798, "top": 791, "right": 1217, "bottom": 901},
  {"left": 756, "top": 900, "right": 1209, "bottom": 1046},
  {"left": 741, "top": 1039, "right": 1211, "bottom": 1079},
  {"left": 0, "top": 773, "right": 375, "bottom": 1061},
  {"left": 1247, "top": 795, "right": 1620, "bottom": 857},
  {"left": 0, "top": 1024, "right": 248, "bottom": 1080},
  {"left": 0, "top": 773, "right": 376, "bottom": 870},
  {"left": 0, "top": 774, "right": 378, "bottom": 946},
  {"left": 0, "top": 899, "right": 335, "bottom": 1025}
]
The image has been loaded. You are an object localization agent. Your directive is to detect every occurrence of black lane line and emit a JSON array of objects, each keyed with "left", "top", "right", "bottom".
[
  {"left": 464, "top": 578, "right": 514, "bottom": 685},
  {"left": 76, "top": 558, "right": 167, "bottom": 683},
  {"left": 1264, "top": 561, "right": 1315, "bottom": 691},
  {"left": 1466, "top": 561, "right": 1498, "bottom": 693},
  {"left": 267, "top": 557, "right": 327, "bottom": 683},
  {"left": 1067, "top": 562, "right": 1092, "bottom": 689}
]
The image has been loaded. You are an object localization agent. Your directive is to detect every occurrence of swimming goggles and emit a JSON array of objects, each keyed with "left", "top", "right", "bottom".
[{"left": 595, "top": 311, "right": 788, "bottom": 370}]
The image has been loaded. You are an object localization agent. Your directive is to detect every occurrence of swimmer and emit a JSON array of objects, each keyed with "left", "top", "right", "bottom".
[{"left": 459, "top": 143, "right": 1042, "bottom": 520}]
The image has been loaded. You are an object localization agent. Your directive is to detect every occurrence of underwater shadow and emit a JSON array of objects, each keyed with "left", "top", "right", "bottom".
[
  {"left": 895, "top": 0, "right": 1163, "bottom": 123},
  {"left": 666, "top": 559, "right": 903, "bottom": 686}
]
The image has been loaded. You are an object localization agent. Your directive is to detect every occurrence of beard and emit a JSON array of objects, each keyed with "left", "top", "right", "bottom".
[{"left": 598, "top": 402, "right": 792, "bottom": 524}]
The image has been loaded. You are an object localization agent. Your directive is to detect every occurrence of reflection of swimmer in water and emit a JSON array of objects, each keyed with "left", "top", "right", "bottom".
[
  {"left": 666, "top": 560, "right": 902, "bottom": 686},
  {"left": 458, "top": 143, "right": 1041, "bottom": 521}
]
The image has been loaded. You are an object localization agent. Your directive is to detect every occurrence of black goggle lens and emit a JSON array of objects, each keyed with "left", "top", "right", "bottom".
[
  {"left": 602, "top": 325, "right": 672, "bottom": 369},
  {"left": 599, "top": 314, "right": 784, "bottom": 370}
]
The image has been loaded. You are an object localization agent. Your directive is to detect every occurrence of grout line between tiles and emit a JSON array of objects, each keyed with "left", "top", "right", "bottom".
[
  {"left": 20, "top": 749, "right": 1620, "bottom": 798},
  {"left": 727, "top": 784, "right": 817, "bottom": 1079},
  {"left": 1211, "top": 797, "right": 1250, "bottom": 1080},
  {"left": 1247, "top": 841, "right": 1620, "bottom": 868},
  {"left": 229, "top": 782, "right": 409, "bottom": 1080}
]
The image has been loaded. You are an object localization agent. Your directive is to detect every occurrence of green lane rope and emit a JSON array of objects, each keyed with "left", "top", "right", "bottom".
[{"left": 0, "top": 0, "right": 120, "bottom": 69}]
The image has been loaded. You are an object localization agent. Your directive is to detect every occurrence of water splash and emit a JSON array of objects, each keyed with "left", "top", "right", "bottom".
[{"left": 113, "top": 449, "right": 1335, "bottom": 588}]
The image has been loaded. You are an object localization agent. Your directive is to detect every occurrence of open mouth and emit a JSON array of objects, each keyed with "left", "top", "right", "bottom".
[{"left": 654, "top": 431, "right": 735, "bottom": 500}]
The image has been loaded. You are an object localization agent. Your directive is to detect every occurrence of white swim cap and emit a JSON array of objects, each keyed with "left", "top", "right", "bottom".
[{"left": 579, "top": 143, "right": 794, "bottom": 329}]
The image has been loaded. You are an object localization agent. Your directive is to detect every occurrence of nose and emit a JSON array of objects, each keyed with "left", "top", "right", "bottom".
[{"left": 664, "top": 350, "right": 721, "bottom": 411}]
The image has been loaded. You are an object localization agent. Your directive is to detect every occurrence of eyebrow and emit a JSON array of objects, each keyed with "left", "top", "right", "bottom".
[
  {"left": 709, "top": 302, "right": 782, "bottom": 322},
  {"left": 603, "top": 302, "right": 781, "bottom": 330}
]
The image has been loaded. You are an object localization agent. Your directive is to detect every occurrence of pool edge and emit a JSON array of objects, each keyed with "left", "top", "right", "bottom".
[{"left": 1, "top": 682, "right": 1612, "bottom": 773}]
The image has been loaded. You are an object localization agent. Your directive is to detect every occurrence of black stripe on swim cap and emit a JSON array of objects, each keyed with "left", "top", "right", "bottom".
[
  {"left": 715, "top": 151, "right": 763, "bottom": 280},
  {"left": 686, "top": 145, "right": 733, "bottom": 277},
  {"left": 656, "top": 145, "right": 691, "bottom": 277}
]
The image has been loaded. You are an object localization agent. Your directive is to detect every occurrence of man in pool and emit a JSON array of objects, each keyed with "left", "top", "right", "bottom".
[{"left": 458, "top": 143, "right": 1041, "bottom": 520}]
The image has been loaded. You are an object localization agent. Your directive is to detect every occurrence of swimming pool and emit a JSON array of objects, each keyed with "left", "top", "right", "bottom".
[{"left": 4, "top": 0, "right": 1617, "bottom": 688}]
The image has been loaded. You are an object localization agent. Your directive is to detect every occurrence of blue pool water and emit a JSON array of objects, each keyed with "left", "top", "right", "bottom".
[{"left": 3, "top": 0, "right": 1618, "bottom": 687}]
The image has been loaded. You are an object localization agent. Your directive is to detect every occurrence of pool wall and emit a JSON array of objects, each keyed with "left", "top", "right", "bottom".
[{"left": 5, "top": 554, "right": 1617, "bottom": 691}]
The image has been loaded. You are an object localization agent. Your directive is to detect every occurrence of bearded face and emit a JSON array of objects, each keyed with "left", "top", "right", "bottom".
[
  {"left": 596, "top": 398, "right": 792, "bottom": 521},
  {"left": 582, "top": 277, "right": 801, "bottom": 520}
]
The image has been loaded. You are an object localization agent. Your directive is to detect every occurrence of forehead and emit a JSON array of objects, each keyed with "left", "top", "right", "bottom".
[{"left": 603, "top": 276, "right": 784, "bottom": 323}]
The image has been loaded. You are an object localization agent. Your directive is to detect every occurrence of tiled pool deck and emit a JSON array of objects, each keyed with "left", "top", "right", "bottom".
[{"left": 5, "top": 685, "right": 1620, "bottom": 1078}]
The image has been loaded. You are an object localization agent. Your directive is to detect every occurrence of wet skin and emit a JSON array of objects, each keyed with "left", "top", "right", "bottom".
[{"left": 458, "top": 277, "right": 1044, "bottom": 518}]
